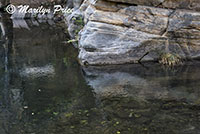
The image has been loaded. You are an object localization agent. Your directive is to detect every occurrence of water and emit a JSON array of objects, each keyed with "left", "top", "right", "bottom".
[{"left": 0, "top": 15, "right": 200, "bottom": 134}]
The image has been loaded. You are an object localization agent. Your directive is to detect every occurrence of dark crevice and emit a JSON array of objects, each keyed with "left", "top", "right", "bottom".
[
  {"left": 138, "top": 52, "right": 149, "bottom": 63},
  {"left": 84, "top": 48, "right": 97, "bottom": 52},
  {"left": 160, "top": 10, "right": 176, "bottom": 37},
  {"left": 146, "top": 8, "right": 155, "bottom": 16},
  {"left": 109, "top": 1, "right": 138, "bottom": 7}
]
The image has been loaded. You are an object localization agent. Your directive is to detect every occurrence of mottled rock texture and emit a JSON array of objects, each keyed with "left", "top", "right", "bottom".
[{"left": 67, "top": 0, "right": 200, "bottom": 65}]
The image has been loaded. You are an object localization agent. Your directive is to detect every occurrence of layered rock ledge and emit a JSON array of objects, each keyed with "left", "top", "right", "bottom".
[{"left": 67, "top": 0, "right": 200, "bottom": 65}]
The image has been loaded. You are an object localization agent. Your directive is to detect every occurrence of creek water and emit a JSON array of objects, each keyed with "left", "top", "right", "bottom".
[{"left": 0, "top": 16, "right": 200, "bottom": 134}]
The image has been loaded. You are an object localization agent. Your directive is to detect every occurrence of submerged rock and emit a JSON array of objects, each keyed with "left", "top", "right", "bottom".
[{"left": 67, "top": 0, "right": 200, "bottom": 65}]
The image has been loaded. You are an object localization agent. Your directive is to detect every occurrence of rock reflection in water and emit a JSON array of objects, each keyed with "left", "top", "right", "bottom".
[
  {"left": 83, "top": 63, "right": 200, "bottom": 102},
  {"left": 38, "top": 62, "right": 200, "bottom": 134},
  {"left": 81, "top": 63, "right": 200, "bottom": 134}
]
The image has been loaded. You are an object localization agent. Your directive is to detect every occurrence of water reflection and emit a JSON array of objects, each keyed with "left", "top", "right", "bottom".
[
  {"left": 0, "top": 14, "right": 200, "bottom": 134},
  {"left": 84, "top": 63, "right": 200, "bottom": 102},
  {"left": 81, "top": 63, "right": 200, "bottom": 134},
  {"left": 0, "top": 15, "right": 95, "bottom": 134}
]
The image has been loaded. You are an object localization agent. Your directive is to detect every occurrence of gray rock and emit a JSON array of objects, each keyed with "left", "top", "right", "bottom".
[
  {"left": 79, "top": 21, "right": 166, "bottom": 65},
  {"left": 76, "top": 0, "right": 200, "bottom": 65},
  {"left": 106, "top": 0, "right": 200, "bottom": 11}
]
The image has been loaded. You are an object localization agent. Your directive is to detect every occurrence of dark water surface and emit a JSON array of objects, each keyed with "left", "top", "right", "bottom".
[{"left": 0, "top": 15, "right": 200, "bottom": 134}]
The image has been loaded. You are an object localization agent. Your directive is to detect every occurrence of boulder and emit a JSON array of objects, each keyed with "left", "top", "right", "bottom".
[{"left": 74, "top": 0, "right": 200, "bottom": 65}]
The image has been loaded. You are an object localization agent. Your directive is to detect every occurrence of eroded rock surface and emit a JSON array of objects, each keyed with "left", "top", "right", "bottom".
[{"left": 67, "top": 0, "right": 200, "bottom": 65}]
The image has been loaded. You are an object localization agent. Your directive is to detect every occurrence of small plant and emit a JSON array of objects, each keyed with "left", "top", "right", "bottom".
[
  {"left": 72, "top": 16, "right": 84, "bottom": 27},
  {"left": 159, "top": 52, "right": 182, "bottom": 66},
  {"left": 72, "top": 15, "right": 84, "bottom": 35},
  {"left": 67, "top": 15, "right": 84, "bottom": 45}
]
